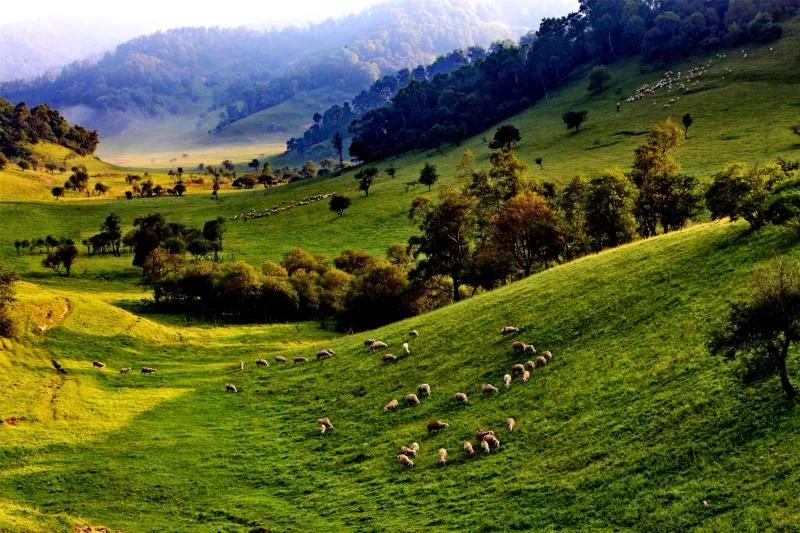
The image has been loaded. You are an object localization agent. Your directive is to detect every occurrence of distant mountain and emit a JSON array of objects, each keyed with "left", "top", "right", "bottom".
[{"left": 0, "top": 0, "right": 573, "bottom": 140}]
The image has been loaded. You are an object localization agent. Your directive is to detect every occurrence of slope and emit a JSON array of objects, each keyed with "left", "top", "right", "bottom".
[{"left": 2, "top": 218, "right": 800, "bottom": 531}]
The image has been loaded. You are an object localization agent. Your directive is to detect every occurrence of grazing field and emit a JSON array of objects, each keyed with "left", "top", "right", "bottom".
[{"left": 3, "top": 220, "right": 800, "bottom": 531}]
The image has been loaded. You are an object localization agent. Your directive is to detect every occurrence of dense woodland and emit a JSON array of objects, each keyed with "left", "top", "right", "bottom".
[{"left": 348, "top": 0, "right": 797, "bottom": 162}]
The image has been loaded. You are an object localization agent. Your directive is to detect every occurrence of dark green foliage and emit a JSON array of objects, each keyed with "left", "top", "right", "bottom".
[
  {"left": 585, "top": 170, "right": 638, "bottom": 251},
  {"left": 329, "top": 195, "right": 351, "bottom": 216},
  {"left": 705, "top": 162, "right": 791, "bottom": 229},
  {"left": 588, "top": 65, "right": 611, "bottom": 93},
  {"left": 0, "top": 99, "right": 98, "bottom": 159},
  {"left": 488, "top": 124, "right": 521, "bottom": 151},
  {"left": 710, "top": 260, "right": 800, "bottom": 398},
  {"left": 562, "top": 110, "right": 588, "bottom": 133},
  {"left": 0, "top": 266, "right": 18, "bottom": 338},
  {"left": 418, "top": 163, "right": 439, "bottom": 191},
  {"left": 355, "top": 167, "right": 378, "bottom": 196},
  {"left": 682, "top": 112, "right": 693, "bottom": 139},
  {"left": 43, "top": 243, "right": 78, "bottom": 276},
  {"left": 51, "top": 186, "right": 65, "bottom": 200}
]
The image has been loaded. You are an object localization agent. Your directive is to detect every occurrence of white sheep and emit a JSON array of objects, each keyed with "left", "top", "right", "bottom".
[
  {"left": 410, "top": 442, "right": 420, "bottom": 453},
  {"left": 427, "top": 420, "right": 449, "bottom": 433},
  {"left": 317, "top": 417, "right": 334, "bottom": 431},
  {"left": 397, "top": 454, "right": 415, "bottom": 468},
  {"left": 506, "top": 417, "right": 516, "bottom": 432},
  {"left": 456, "top": 392, "right": 469, "bottom": 404},
  {"left": 239, "top": 361, "right": 245, "bottom": 370},
  {"left": 522, "top": 370, "right": 530, "bottom": 383},
  {"left": 370, "top": 341, "right": 388, "bottom": 351},
  {"left": 501, "top": 326, "right": 519, "bottom": 335},
  {"left": 541, "top": 350, "right": 553, "bottom": 361},
  {"left": 476, "top": 429, "right": 494, "bottom": 442},
  {"left": 464, "top": 441, "right": 476, "bottom": 456},
  {"left": 119, "top": 367, "right": 131, "bottom": 374},
  {"left": 438, "top": 448, "right": 448, "bottom": 465},
  {"left": 363, "top": 338, "right": 376, "bottom": 347},
  {"left": 399, "top": 445, "right": 417, "bottom": 457},
  {"left": 316, "top": 350, "right": 333, "bottom": 360},
  {"left": 384, "top": 399, "right": 399, "bottom": 412},
  {"left": 275, "top": 356, "right": 287, "bottom": 363},
  {"left": 255, "top": 358, "right": 269, "bottom": 367},
  {"left": 92, "top": 360, "right": 106, "bottom": 369},
  {"left": 294, "top": 356, "right": 309, "bottom": 364},
  {"left": 481, "top": 383, "right": 499, "bottom": 394},
  {"left": 226, "top": 383, "right": 238, "bottom": 393},
  {"left": 485, "top": 434, "right": 500, "bottom": 449},
  {"left": 523, "top": 344, "right": 536, "bottom": 354},
  {"left": 481, "top": 439, "right": 491, "bottom": 454},
  {"left": 503, "top": 374, "right": 512, "bottom": 388},
  {"left": 536, "top": 355, "right": 547, "bottom": 367},
  {"left": 402, "top": 342, "right": 410, "bottom": 356},
  {"left": 405, "top": 393, "right": 420, "bottom": 407},
  {"left": 141, "top": 367, "right": 157, "bottom": 374},
  {"left": 418, "top": 383, "right": 431, "bottom": 396},
  {"left": 512, "top": 341, "right": 526, "bottom": 352},
  {"left": 409, "top": 329, "right": 419, "bottom": 337},
  {"left": 382, "top": 354, "right": 398, "bottom": 363},
  {"left": 511, "top": 363, "right": 526, "bottom": 375},
  {"left": 525, "top": 360, "right": 536, "bottom": 371}
]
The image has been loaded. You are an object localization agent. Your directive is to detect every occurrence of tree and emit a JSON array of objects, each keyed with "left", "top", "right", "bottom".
[
  {"left": 588, "top": 66, "right": 611, "bottom": 93},
  {"left": 705, "top": 162, "right": 787, "bottom": 229},
  {"left": 0, "top": 266, "right": 18, "bottom": 338},
  {"left": 355, "top": 167, "right": 378, "bottom": 196},
  {"left": 585, "top": 170, "right": 638, "bottom": 251},
  {"left": 332, "top": 132, "right": 345, "bottom": 169},
  {"left": 203, "top": 217, "right": 226, "bottom": 261},
  {"left": 418, "top": 163, "right": 439, "bottom": 191},
  {"left": 51, "top": 186, "right": 65, "bottom": 200},
  {"left": 682, "top": 113, "right": 693, "bottom": 139},
  {"left": 301, "top": 160, "right": 317, "bottom": 179},
  {"left": 174, "top": 181, "right": 186, "bottom": 196},
  {"left": 386, "top": 164, "right": 396, "bottom": 179},
  {"left": 490, "top": 192, "right": 564, "bottom": 277},
  {"left": 94, "top": 182, "right": 109, "bottom": 195},
  {"left": 0, "top": 154, "right": 7, "bottom": 171},
  {"left": 17, "top": 160, "right": 30, "bottom": 171},
  {"left": 222, "top": 159, "right": 235, "bottom": 172},
  {"left": 709, "top": 261, "right": 800, "bottom": 399},
  {"left": 249, "top": 158, "right": 260, "bottom": 172},
  {"left": 329, "top": 194, "right": 352, "bottom": 216},
  {"left": 563, "top": 111, "right": 588, "bottom": 133},
  {"left": 65, "top": 166, "right": 89, "bottom": 194},
  {"left": 43, "top": 244, "right": 78, "bottom": 276},
  {"left": 535, "top": 157, "right": 543, "bottom": 170},
  {"left": 489, "top": 124, "right": 521, "bottom": 151}
]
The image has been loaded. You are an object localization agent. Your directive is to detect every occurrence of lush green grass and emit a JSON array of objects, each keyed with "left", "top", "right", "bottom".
[{"left": 3, "top": 220, "right": 800, "bottom": 531}]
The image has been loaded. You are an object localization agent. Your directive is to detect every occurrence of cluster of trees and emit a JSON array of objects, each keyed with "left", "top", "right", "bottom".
[
  {"left": 0, "top": 98, "right": 98, "bottom": 168},
  {"left": 50, "top": 165, "right": 111, "bottom": 199},
  {"left": 0, "top": 266, "right": 18, "bottom": 338},
  {"left": 42, "top": 240, "right": 79, "bottom": 276},
  {"left": 348, "top": 0, "right": 794, "bottom": 162}
]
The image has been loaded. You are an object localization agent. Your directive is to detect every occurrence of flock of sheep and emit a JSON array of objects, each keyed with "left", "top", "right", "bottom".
[
  {"left": 91, "top": 360, "right": 156, "bottom": 374},
  {"left": 230, "top": 193, "right": 337, "bottom": 222}
]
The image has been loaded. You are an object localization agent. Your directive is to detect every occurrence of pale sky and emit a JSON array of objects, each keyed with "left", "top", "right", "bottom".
[{"left": 1, "top": 0, "right": 387, "bottom": 30}]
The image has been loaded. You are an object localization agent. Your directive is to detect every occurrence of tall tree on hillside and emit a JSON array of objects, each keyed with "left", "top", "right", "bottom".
[
  {"left": 587, "top": 66, "right": 611, "bottom": 93},
  {"left": 332, "top": 132, "right": 345, "bottom": 169},
  {"left": 682, "top": 113, "right": 693, "bottom": 139},
  {"left": 329, "top": 194, "right": 352, "bottom": 216},
  {"left": 418, "top": 163, "right": 439, "bottom": 191},
  {"left": 709, "top": 260, "right": 800, "bottom": 399},
  {"left": 386, "top": 164, "right": 396, "bottom": 179},
  {"left": 585, "top": 170, "right": 637, "bottom": 251},
  {"left": 203, "top": 217, "right": 226, "bottom": 261},
  {"left": 249, "top": 158, "right": 260, "bottom": 172},
  {"left": 355, "top": 167, "right": 378, "bottom": 196},
  {"left": 489, "top": 124, "right": 521, "bottom": 152},
  {"left": 563, "top": 111, "right": 588, "bottom": 133},
  {"left": 43, "top": 244, "right": 78, "bottom": 276},
  {"left": 51, "top": 186, "right": 65, "bottom": 200}
]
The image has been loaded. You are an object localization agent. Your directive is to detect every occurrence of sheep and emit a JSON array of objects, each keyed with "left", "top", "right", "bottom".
[
  {"left": 119, "top": 367, "right": 131, "bottom": 374},
  {"left": 408, "top": 329, "right": 419, "bottom": 337},
  {"left": 255, "top": 358, "right": 269, "bottom": 367},
  {"left": 522, "top": 370, "right": 530, "bottom": 383},
  {"left": 464, "top": 441, "right": 476, "bottom": 456},
  {"left": 512, "top": 341, "right": 526, "bottom": 352},
  {"left": 293, "top": 356, "right": 309, "bottom": 364},
  {"left": 481, "top": 439, "right": 491, "bottom": 454},
  {"left": 363, "top": 338, "right": 376, "bottom": 348},
  {"left": 384, "top": 399, "right": 399, "bottom": 412},
  {"left": 455, "top": 392, "right": 469, "bottom": 404},
  {"left": 226, "top": 383, "right": 238, "bottom": 393},
  {"left": 506, "top": 417, "right": 516, "bottom": 432},
  {"left": 427, "top": 420, "right": 449, "bottom": 433},
  {"left": 523, "top": 344, "right": 536, "bottom": 354},
  {"left": 239, "top": 361, "right": 245, "bottom": 370},
  {"left": 438, "top": 448, "right": 448, "bottom": 465},
  {"left": 536, "top": 355, "right": 547, "bottom": 367},
  {"left": 317, "top": 417, "right": 334, "bottom": 431},
  {"left": 319, "top": 424, "right": 328, "bottom": 434},
  {"left": 541, "top": 350, "right": 553, "bottom": 361},
  {"left": 275, "top": 356, "right": 287, "bottom": 363},
  {"left": 405, "top": 393, "right": 420, "bottom": 407},
  {"left": 382, "top": 354, "right": 398, "bottom": 364},
  {"left": 370, "top": 341, "right": 388, "bottom": 351},
  {"left": 402, "top": 342, "right": 410, "bottom": 356},
  {"left": 92, "top": 360, "right": 105, "bottom": 369},
  {"left": 476, "top": 429, "right": 494, "bottom": 442},
  {"left": 399, "top": 445, "right": 417, "bottom": 457},
  {"left": 501, "top": 326, "right": 519, "bottom": 335},
  {"left": 481, "top": 383, "right": 499, "bottom": 394},
  {"left": 397, "top": 454, "right": 415, "bottom": 468},
  {"left": 485, "top": 434, "right": 501, "bottom": 449},
  {"left": 141, "top": 367, "right": 157, "bottom": 374},
  {"left": 325, "top": 349, "right": 337, "bottom": 355},
  {"left": 409, "top": 442, "right": 420, "bottom": 453},
  {"left": 525, "top": 360, "right": 536, "bottom": 371},
  {"left": 417, "top": 383, "right": 431, "bottom": 397},
  {"left": 511, "top": 363, "right": 526, "bottom": 375},
  {"left": 316, "top": 350, "right": 333, "bottom": 360},
  {"left": 503, "top": 374, "right": 512, "bottom": 388}
]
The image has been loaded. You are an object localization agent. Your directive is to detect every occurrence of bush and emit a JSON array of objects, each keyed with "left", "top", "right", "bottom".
[{"left": 0, "top": 266, "right": 18, "bottom": 338}]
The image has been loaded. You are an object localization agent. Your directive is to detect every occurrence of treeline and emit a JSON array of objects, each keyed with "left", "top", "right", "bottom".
[
  {"left": 0, "top": 98, "right": 98, "bottom": 167},
  {"left": 284, "top": 49, "right": 483, "bottom": 158},
  {"left": 349, "top": 0, "right": 796, "bottom": 163}
]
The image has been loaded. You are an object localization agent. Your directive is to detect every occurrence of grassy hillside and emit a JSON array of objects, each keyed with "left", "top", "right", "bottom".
[{"left": 2, "top": 220, "right": 800, "bottom": 531}]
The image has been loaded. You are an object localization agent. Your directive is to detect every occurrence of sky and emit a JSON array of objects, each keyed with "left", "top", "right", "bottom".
[{"left": 1, "top": 0, "right": 387, "bottom": 30}]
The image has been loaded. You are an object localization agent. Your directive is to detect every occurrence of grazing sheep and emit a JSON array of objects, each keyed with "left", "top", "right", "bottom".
[
  {"left": 119, "top": 367, "right": 131, "bottom": 374},
  {"left": 92, "top": 361, "right": 105, "bottom": 369},
  {"left": 511, "top": 363, "right": 525, "bottom": 375},
  {"left": 501, "top": 326, "right": 519, "bottom": 335},
  {"left": 464, "top": 441, "right": 476, "bottom": 456},
  {"left": 536, "top": 355, "right": 547, "bottom": 367},
  {"left": 503, "top": 374, "right": 512, "bottom": 388},
  {"left": 418, "top": 383, "right": 431, "bottom": 396},
  {"left": 523, "top": 344, "right": 536, "bottom": 354},
  {"left": 226, "top": 383, "right": 238, "bottom": 393},
  {"left": 522, "top": 370, "right": 530, "bottom": 383},
  {"left": 382, "top": 354, "right": 398, "bottom": 364},
  {"left": 410, "top": 442, "right": 420, "bottom": 453},
  {"left": 481, "top": 383, "right": 499, "bottom": 394},
  {"left": 384, "top": 399, "right": 399, "bottom": 412},
  {"left": 397, "top": 454, "right": 415, "bottom": 468},
  {"left": 275, "top": 356, "right": 287, "bottom": 363},
  {"left": 455, "top": 392, "right": 469, "bottom": 404},
  {"left": 317, "top": 417, "right": 334, "bottom": 431},
  {"left": 409, "top": 329, "right": 419, "bottom": 337},
  {"left": 240, "top": 361, "right": 245, "bottom": 370},
  {"left": 363, "top": 338, "right": 376, "bottom": 348},
  {"left": 476, "top": 429, "right": 494, "bottom": 442},
  {"left": 325, "top": 349, "right": 337, "bottom": 355},
  {"left": 485, "top": 434, "right": 501, "bottom": 449},
  {"left": 512, "top": 341, "right": 526, "bottom": 352},
  {"left": 319, "top": 424, "right": 328, "bottom": 434},
  {"left": 525, "top": 360, "right": 536, "bottom": 371},
  {"left": 141, "top": 367, "right": 157, "bottom": 374},
  {"left": 541, "top": 350, "right": 553, "bottom": 360},
  {"left": 255, "top": 358, "right": 269, "bottom": 367},
  {"left": 481, "top": 439, "right": 491, "bottom": 454},
  {"left": 506, "top": 417, "right": 516, "bottom": 432},
  {"left": 400, "top": 445, "right": 417, "bottom": 457},
  {"left": 402, "top": 342, "right": 410, "bottom": 356},
  {"left": 438, "top": 448, "right": 448, "bottom": 465},
  {"left": 316, "top": 350, "right": 333, "bottom": 360},
  {"left": 293, "top": 356, "right": 309, "bottom": 364},
  {"left": 427, "top": 420, "right": 449, "bottom": 433},
  {"left": 370, "top": 341, "right": 388, "bottom": 351},
  {"left": 405, "top": 393, "right": 420, "bottom": 407}
]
